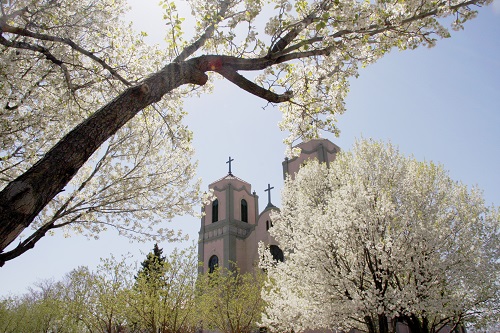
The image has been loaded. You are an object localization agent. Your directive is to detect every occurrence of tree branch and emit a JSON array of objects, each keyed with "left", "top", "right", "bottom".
[
  {"left": 268, "top": 0, "right": 335, "bottom": 55},
  {"left": 0, "top": 23, "right": 131, "bottom": 86},
  {"left": 0, "top": 34, "right": 74, "bottom": 90},
  {"left": 269, "top": 0, "right": 483, "bottom": 60},
  {"left": 0, "top": 5, "right": 29, "bottom": 25},
  {"left": 216, "top": 66, "right": 293, "bottom": 103},
  {"left": 0, "top": 213, "right": 81, "bottom": 267},
  {"left": 174, "top": 0, "right": 231, "bottom": 62}
]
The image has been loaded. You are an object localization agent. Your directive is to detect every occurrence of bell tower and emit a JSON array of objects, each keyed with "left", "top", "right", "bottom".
[{"left": 198, "top": 157, "right": 260, "bottom": 274}]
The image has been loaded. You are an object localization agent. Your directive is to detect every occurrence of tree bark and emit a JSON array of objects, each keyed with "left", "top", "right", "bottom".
[
  {"left": 365, "top": 315, "right": 376, "bottom": 333},
  {"left": 0, "top": 59, "right": 208, "bottom": 257},
  {"left": 378, "top": 314, "right": 389, "bottom": 333},
  {"left": 400, "top": 314, "right": 431, "bottom": 333}
]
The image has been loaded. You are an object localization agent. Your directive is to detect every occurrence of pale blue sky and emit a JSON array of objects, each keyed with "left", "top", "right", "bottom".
[{"left": 1, "top": 1, "right": 499, "bottom": 296}]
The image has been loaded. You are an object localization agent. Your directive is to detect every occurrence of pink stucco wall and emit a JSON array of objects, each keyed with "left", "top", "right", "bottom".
[
  {"left": 232, "top": 188, "right": 256, "bottom": 223},
  {"left": 206, "top": 175, "right": 254, "bottom": 225},
  {"left": 203, "top": 238, "right": 223, "bottom": 273},
  {"left": 285, "top": 139, "right": 340, "bottom": 179},
  {"left": 204, "top": 188, "right": 226, "bottom": 225}
]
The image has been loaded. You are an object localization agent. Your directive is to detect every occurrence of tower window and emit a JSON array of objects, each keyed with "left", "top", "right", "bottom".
[
  {"left": 208, "top": 255, "right": 219, "bottom": 273},
  {"left": 241, "top": 199, "right": 248, "bottom": 222},
  {"left": 266, "top": 220, "right": 273, "bottom": 230},
  {"left": 212, "top": 199, "right": 218, "bottom": 223}
]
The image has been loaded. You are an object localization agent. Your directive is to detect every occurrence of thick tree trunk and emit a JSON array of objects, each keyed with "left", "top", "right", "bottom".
[
  {"left": 400, "top": 314, "right": 430, "bottom": 333},
  {"left": 0, "top": 59, "right": 208, "bottom": 257},
  {"left": 378, "top": 314, "right": 389, "bottom": 333},
  {"left": 365, "top": 315, "right": 376, "bottom": 333}
]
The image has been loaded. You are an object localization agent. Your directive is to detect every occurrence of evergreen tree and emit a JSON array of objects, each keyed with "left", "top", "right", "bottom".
[
  {"left": 136, "top": 243, "right": 167, "bottom": 282},
  {"left": 129, "top": 246, "right": 198, "bottom": 333}
]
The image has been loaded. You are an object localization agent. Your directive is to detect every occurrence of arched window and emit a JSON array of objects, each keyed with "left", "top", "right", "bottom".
[
  {"left": 241, "top": 199, "right": 248, "bottom": 222},
  {"left": 269, "top": 245, "right": 284, "bottom": 262},
  {"left": 212, "top": 199, "right": 218, "bottom": 223},
  {"left": 266, "top": 220, "right": 273, "bottom": 230},
  {"left": 208, "top": 255, "right": 219, "bottom": 273}
]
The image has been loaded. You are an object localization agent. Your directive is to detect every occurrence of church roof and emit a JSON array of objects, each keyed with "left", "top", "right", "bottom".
[
  {"left": 265, "top": 202, "right": 278, "bottom": 209},
  {"left": 209, "top": 173, "right": 251, "bottom": 187}
]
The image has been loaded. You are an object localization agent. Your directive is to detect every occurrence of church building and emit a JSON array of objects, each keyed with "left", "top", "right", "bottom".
[{"left": 197, "top": 139, "right": 341, "bottom": 274}]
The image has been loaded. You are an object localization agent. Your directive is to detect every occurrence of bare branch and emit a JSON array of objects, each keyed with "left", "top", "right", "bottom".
[
  {"left": 268, "top": 14, "right": 318, "bottom": 55},
  {"left": 0, "top": 214, "right": 81, "bottom": 267},
  {"left": 269, "top": 0, "right": 483, "bottom": 60},
  {"left": 0, "top": 5, "right": 29, "bottom": 24}
]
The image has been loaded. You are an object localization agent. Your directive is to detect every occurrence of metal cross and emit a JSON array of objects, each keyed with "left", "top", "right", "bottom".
[
  {"left": 264, "top": 183, "right": 274, "bottom": 205},
  {"left": 226, "top": 156, "right": 234, "bottom": 175}
]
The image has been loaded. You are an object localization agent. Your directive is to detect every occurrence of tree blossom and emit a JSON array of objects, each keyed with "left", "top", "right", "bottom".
[
  {"left": 261, "top": 139, "right": 500, "bottom": 333},
  {"left": 0, "top": 0, "right": 493, "bottom": 263}
]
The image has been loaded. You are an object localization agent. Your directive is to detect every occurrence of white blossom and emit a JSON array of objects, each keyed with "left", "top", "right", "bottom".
[
  {"left": 0, "top": 0, "right": 493, "bottom": 262},
  {"left": 261, "top": 139, "right": 500, "bottom": 333}
]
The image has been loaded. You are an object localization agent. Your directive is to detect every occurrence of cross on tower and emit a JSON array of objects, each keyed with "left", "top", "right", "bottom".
[
  {"left": 265, "top": 183, "right": 274, "bottom": 207},
  {"left": 226, "top": 156, "right": 234, "bottom": 175}
]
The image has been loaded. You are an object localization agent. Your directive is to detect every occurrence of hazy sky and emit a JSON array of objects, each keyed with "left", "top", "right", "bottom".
[{"left": 1, "top": 0, "right": 499, "bottom": 297}]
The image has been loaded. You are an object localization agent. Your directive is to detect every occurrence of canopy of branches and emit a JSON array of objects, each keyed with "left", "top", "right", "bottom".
[{"left": 0, "top": 0, "right": 492, "bottom": 263}]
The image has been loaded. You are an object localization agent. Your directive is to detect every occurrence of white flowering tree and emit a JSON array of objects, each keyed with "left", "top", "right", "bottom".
[
  {"left": 0, "top": 0, "right": 202, "bottom": 265},
  {"left": 0, "top": 0, "right": 493, "bottom": 264},
  {"left": 260, "top": 140, "right": 500, "bottom": 333}
]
